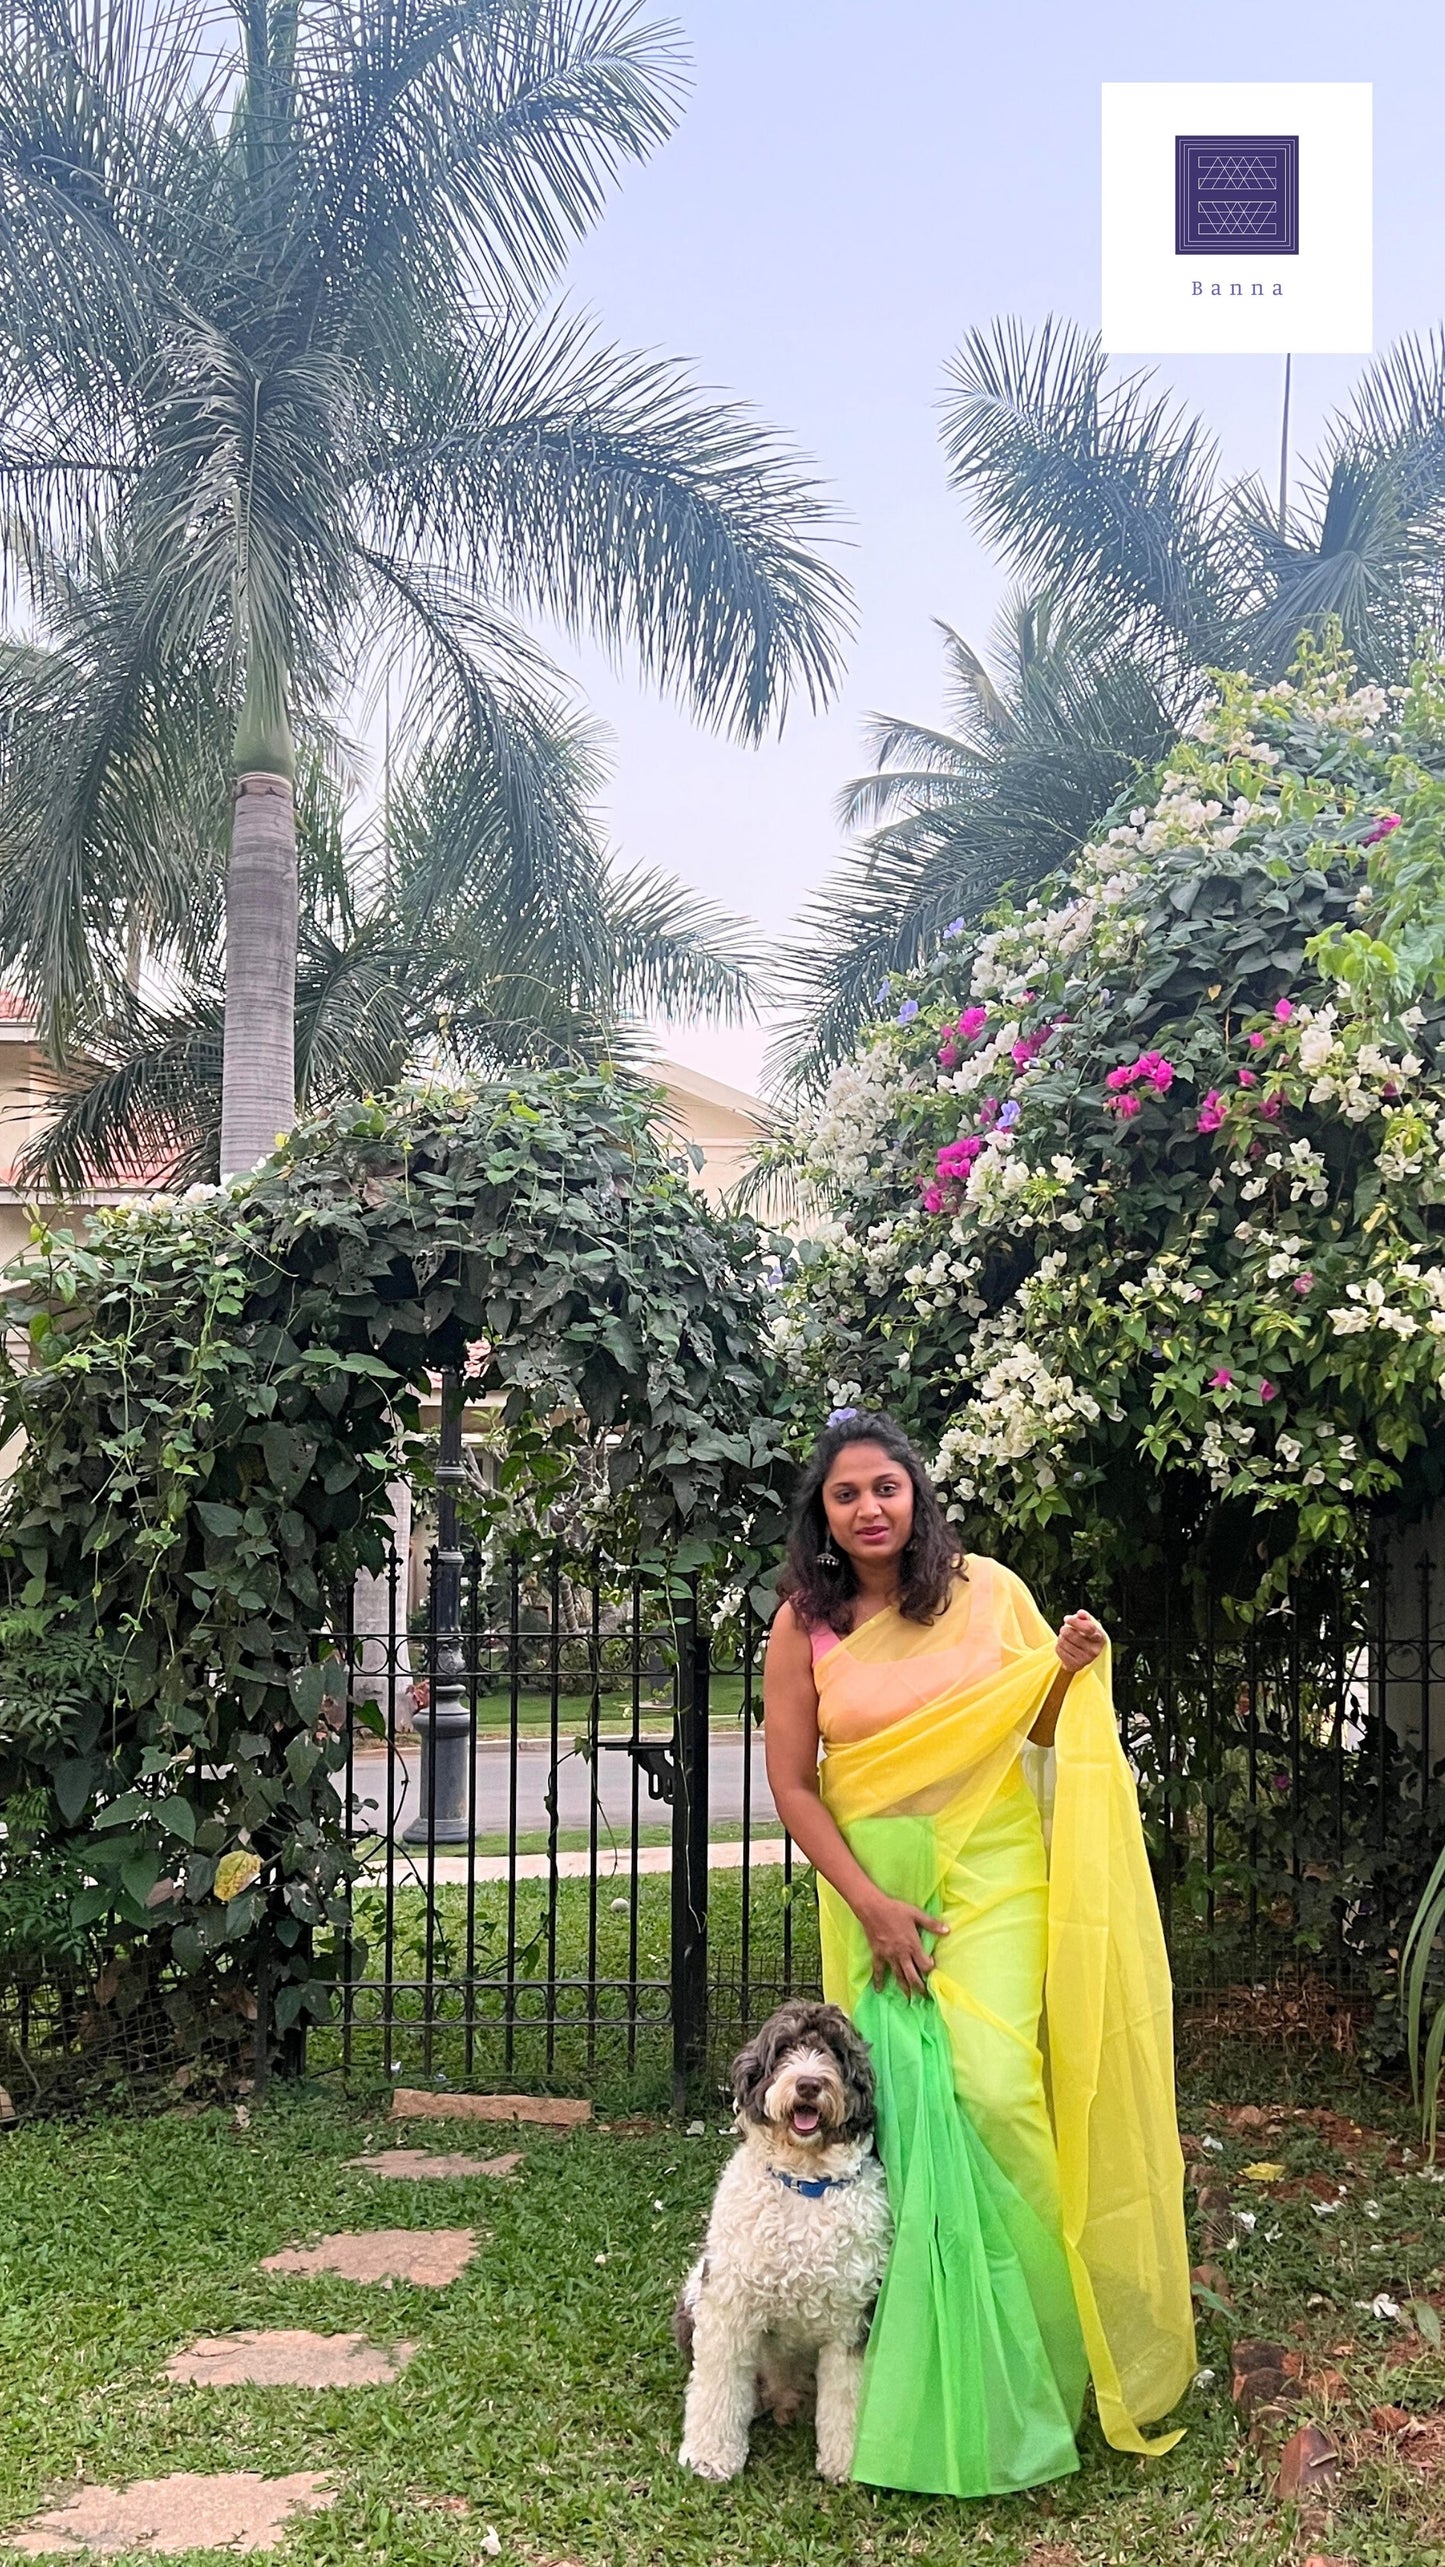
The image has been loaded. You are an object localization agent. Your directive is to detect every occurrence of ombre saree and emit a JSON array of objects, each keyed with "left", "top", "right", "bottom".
[{"left": 814, "top": 1556, "right": 1196, "bottom": 2496}]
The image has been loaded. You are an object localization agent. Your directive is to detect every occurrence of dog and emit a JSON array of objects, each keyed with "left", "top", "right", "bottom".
[{"left": 674, "top": 1998, "right": 892, "bottom": 2483}]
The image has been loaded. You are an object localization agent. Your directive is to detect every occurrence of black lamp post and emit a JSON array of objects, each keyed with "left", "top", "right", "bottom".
[{"left": 405, "top": 1368, "right": 472, "bottom": 1844}]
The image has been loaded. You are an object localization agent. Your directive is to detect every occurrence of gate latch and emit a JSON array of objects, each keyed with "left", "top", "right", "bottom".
[{"left": 595, "top": 1736, "right": 677, "bottom": 1805}]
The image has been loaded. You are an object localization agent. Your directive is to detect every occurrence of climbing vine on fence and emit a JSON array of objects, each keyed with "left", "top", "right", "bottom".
[{"left": 0, "top": 1072, "right": 789, "bottom": 2055}]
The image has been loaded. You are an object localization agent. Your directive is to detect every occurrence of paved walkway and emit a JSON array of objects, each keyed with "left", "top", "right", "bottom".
[
  {"left": 362, "top": 1835, "right": 789, "bottom": 1885},
  {"left": 5, "top": 2099, "right": 589, "bottom": 2553},
  {"left": 350, "top": 1734, "right": 780, "bottom": 1840}
]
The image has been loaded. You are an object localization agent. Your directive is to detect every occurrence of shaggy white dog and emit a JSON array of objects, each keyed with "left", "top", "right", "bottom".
[{"left": 675, "top": 1998, "right": 892, "bottom": 2483}]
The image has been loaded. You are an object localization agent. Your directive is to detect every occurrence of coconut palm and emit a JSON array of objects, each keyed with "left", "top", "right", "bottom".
[
  {"left": 770, "top": 316, "right": 1445, "bottom": 1087},
  {"left": 13, "top": 681, "right": 762, "bottom": 1188},
  {"left": 768, "top": 589, "right": 1189, "bottom": 1092},
  {"left": 0, "top": 0, "right": 849, "bottom": 1173}
]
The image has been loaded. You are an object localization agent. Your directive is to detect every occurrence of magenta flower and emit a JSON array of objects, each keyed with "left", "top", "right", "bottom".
[
  {"left": 1364, "top": 811, "right": 1402, "bottom": 845},
  {"left": 922, "top": 1183, "right": 944, "bottom": 1213},
  {"left": 1294, "top": 1273, "right": 1314, "bottom": 1294},
  {"left": 1197, "top": 1090, "right": 1225, "bottom": 1134},
  {"left": 1209, "top": 1368, "right": 1233, "bottom": 1389},
  {"left": 1113, "top": 1091, "right": 1142, "bottom": 1118},
  {"left": 1259, "top": 1380, "right": 1278, "bottom": 1402},
  {"left": 979, "top": 1096, "right": 1000, "bottom": 1128},
  {"left": 1146, "top": 1058, "right": 1174, "bottom": 1093},
  {"left": 1238, "top": 1068, "right": 1258, "bottom": 1088},
  {"left": 938, "top": 1042, "right": 960, "bottom": 1070},
  {"left": 1105, "top": 1062, "right": 1136, "bottom": 1091},
  {"left": 1248, "top": 1030, "right": 1267, "bottom": 1050},
  {"left": 1274, "top": 998, "right": 1295, "bottom": 1023},
  {"left": 1259, "top": 1093, "right": 1283, "bottom": 1121},
  {"left": 958, "top": 1006, "right": 988, "bottom": 1041}
]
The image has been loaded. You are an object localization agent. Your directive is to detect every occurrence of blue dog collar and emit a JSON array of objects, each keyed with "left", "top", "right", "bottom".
[{"left": 768, "top": 2165, "right": 860, "bottom": 2200}]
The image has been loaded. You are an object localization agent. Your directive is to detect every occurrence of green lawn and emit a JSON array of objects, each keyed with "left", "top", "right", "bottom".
[{"left": 1, "top": 2036, "right": 1443, "bottom": 2565}]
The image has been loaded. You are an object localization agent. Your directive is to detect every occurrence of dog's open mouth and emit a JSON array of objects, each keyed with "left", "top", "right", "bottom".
[{"left": 789, "top": 2105, "right": 821, "bottom": 2138}]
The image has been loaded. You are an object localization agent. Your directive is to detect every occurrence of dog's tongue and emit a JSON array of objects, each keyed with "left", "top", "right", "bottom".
[{"left": 792, "top": 2106, "right": 820, "bottom": 2135}]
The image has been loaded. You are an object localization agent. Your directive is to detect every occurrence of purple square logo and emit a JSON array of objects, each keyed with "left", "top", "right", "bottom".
[{"left": 1175, "top": 135, "right": 1299, "bottom": 255}]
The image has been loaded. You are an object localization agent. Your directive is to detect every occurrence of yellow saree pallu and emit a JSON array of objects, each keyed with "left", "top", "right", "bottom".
[{"left": 813, "top": 1557, "right": 1196, "bottom": 2496}]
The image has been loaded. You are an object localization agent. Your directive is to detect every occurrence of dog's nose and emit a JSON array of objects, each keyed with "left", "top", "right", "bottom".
[{"left": 794, "top": 2077, "right": 820, "bottom": 2102}]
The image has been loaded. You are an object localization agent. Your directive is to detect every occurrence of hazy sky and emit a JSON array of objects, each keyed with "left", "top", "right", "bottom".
[{"left": 544, "top": 3, "right": 1442, "bottom": 1096}]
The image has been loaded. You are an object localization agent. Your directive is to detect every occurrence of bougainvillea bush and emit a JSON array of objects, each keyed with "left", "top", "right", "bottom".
[
  {"left": 0, "top": 1073, "right": 787, "bottom": 2080},
  {"left": 772, "top": 635, "right": 1445, "bottom": 1606}
]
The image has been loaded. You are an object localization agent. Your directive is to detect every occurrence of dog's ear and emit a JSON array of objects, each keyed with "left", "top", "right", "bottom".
[
  {"left": 729, "top": 2021, "right": 779, "bottom": 2123},
  {"left": 818, "top": 2004, "right": 876, "bottom": 2138}
]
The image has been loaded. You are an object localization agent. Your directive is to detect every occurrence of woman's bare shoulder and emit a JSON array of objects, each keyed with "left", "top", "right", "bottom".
[{"left": 768, "top": 1594, "right": 810, "bottom": 1650}]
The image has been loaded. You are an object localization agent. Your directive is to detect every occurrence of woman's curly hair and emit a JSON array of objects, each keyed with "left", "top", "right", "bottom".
[{"left": 781, "top": 1408, "right": 962, "bottom": 1637}]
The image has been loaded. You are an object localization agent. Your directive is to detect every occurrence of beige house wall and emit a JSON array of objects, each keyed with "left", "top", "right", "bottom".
[{"left": 0, "top": 1017, "right": 777, "bottom": 1254}]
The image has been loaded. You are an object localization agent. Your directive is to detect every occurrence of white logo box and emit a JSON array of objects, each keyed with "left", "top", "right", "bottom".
[{"left": 1102, "top": 82, "right": 1372, "bottom": 356}]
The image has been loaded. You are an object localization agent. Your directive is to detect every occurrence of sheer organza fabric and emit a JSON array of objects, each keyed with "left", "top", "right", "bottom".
[{"left": 813, "top": 1558, "right": 1196, "bottom": 2493}]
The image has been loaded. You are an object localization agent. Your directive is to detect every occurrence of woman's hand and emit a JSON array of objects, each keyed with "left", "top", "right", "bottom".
[
  {"left": 858, "top": 1891, "right": 949, "bottom": 1999},
  {"left": 1055, "top": 1609, "right": 1107, "bottom": 1672}
]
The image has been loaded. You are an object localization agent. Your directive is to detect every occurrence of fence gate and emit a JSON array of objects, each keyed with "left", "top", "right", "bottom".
[{"left": 327, "top": 1414, "right": 1445, "bottom": 2106}]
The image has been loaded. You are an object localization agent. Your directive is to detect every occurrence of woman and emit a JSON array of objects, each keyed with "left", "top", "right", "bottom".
[{"left": 764, "top": 1407, "right": 1196, "bottom": 2498}]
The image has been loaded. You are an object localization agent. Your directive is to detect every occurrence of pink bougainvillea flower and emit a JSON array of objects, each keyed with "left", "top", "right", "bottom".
[
  {"left": 958, "top": 1006, "right": 989, "bottom": 1041},
  {"left": 1248, "top": 1030, "right": 1268, "bottom": 1050},
  {"left": 1197, "top": 1090, "right": 1225, "bottom": 1133},
  {"left": 1105, "top": 1062, "right": 1137, "bottom": 1091},
  {"left": 938, "top": 1043, "right": 960, "bottom": 1070},
  {"left": 1238, "top": 1068, "right": 1258, "bottom": 1088},
  {"left": 1209, "top": 1368, "right": 1233, "bottom": 1389},
  {"left": 1113, "top": 1091, "right": 1142, "bottom": 1118},
  {"left": 1259, "top": 1380, "right": 1278, "bottom": 1401},
  {"left": 1273, "top": 997, "right": 1295, "bottom": 1023},
  {"left": 1010, "top": 1039, "right": 1033, "bottom": 1069},
  {"left": 1294, "top": 1273, "right": 1314, "bottom": 1293},
  {"left": 1259, "top": 1093, "right": 1283, "bottom": 1120},
  {"left": 1146, "top": 1057, "right": 1174, "bottom": 1092},
  {"left": 922, "top": 1184, "right": 944, "bottom": 1213},
  {"left": 1364, "top": 811, "right": 1402, "bottom": 845}
]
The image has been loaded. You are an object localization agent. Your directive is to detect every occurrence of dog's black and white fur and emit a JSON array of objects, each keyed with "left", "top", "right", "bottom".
[{"left": 675, "top": 1999, "right": 892, "bottom": 2482}]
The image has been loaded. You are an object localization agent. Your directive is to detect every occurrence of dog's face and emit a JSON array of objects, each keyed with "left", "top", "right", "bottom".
[{"left": 729, "top": 2000, "right": 875, "bottom": 2150}]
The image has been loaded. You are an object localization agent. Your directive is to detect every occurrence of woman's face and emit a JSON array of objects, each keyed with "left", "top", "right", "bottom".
[{"left": 820, "top": 1440, "right": 915, "bottom": 1571}]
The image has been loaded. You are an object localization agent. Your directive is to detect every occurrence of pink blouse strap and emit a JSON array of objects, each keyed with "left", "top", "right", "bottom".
[{"left": 809, "top": 1622, "right": 842, "bottom": 1665}]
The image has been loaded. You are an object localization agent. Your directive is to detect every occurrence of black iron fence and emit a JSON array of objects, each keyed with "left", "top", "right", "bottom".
[{"left": 319, "top": 1527, "right": 1445, "bottom": 2106}]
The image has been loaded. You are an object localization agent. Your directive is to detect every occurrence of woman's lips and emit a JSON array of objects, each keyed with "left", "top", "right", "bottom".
[{"left": 857, "top": 1527, "right": 892, "bottom": 1544}]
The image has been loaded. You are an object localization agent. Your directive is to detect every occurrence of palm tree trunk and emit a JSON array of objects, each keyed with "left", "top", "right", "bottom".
[{"left": 219, "top": 769, "right": 298, "bottom": 1178}]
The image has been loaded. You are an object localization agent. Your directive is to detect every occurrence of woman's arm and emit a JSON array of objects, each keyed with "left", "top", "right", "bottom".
[
  {"left": 1030, "top": 1608, "right": 1109, "bottom": 1747},
  {"left": 763, "top": 1601, "right": 949, "bottom": 1999}
]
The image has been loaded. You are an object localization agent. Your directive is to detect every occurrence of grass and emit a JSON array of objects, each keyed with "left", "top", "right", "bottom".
[
  {"left": 1, "top": 2033, "right": 1443, "bottom": 2566},
  {"left": 330, "top": 1873, "right": 816, "bottom": 2111}
]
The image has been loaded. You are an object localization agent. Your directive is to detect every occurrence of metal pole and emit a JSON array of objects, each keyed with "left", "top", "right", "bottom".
[
  {"left": 671, "top": 1574, "right": 711, "bottom": 2114},
  {"left": 1278, "top": 353, "right": 1292, "bottom": 534},
  {"left": 405, "top": 1370, "right": 472, "bottom": 1844}
]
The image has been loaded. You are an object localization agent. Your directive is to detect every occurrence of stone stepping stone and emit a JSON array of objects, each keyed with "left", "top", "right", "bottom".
[
  {"left": 347, "top": 2149, "right": 522, "bottom": 2181},
  {"left": 262, "top": 2230, "right": 476, "bottom": 2288},
  {"left": 5, "top": 2470, "right": 333, "bottom": 2554},
  {"left": 390, "top": 2088, "right": 590, "bottom": 2127},
  {"left": 165, "top": 2329, "right": 414, "bottom": 2387}
]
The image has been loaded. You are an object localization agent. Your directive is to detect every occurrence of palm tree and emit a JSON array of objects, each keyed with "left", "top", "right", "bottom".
[
  {"left": 770, "top": 589, "right": 1189, "bottom": 1090},
  {"left": 771, "top": 316, "right": 1445, "bottom": 1087},
  {"left": 0, "top": 0, "right": 849, "bottom": 1174},
  {"left": 10, "top": 680, "right": 763, "bottom": 1188}
]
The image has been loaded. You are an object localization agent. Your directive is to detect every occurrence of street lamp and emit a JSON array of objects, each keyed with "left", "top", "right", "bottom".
[{"left": 405, "top": 1367, "right": 472, "bottom": 1844}]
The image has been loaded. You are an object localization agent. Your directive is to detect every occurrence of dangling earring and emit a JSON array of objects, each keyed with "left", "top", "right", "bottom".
[{"left": 818, "top": 1537, "right": 840, "bottom": 1569}]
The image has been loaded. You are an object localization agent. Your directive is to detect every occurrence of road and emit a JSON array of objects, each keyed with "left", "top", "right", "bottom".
[{"left": 349, "top": 1732, "right": 780, "bottom": 1842}]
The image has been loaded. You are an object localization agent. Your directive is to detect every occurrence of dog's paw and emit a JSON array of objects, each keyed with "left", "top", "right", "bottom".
[
  {"left": 678, "top": 2442, "right": 746, "bottom": 2481},
  {"left": 815, "top": 2449, "right": 853, "bottom": 2483}
]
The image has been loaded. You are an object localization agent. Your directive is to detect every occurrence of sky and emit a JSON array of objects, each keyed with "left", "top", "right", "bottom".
[{"left": 529, "top": 0, "right": 1445, "bottom": 1098}]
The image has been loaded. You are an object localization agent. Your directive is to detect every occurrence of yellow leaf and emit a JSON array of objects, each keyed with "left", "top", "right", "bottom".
[
  {"left": 215, "top": 1851, "right": 261, "bottom": 1903},
  {"left": 1242, "top": 2160, "right": 1286, "bottom": 2182},
  {"left": 1207, "top": 983, "right": 1222, "bottom": 999}
]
